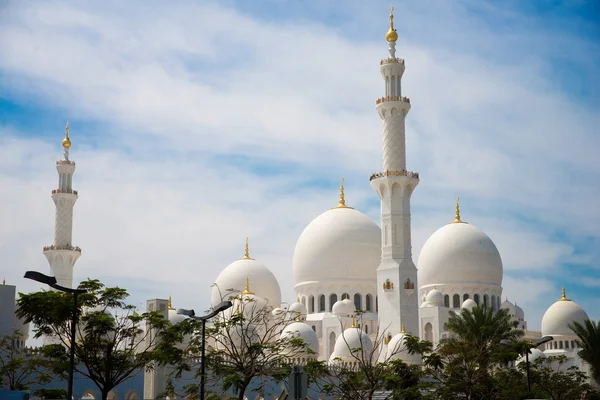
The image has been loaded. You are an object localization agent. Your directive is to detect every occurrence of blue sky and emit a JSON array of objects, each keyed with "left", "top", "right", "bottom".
[{"left": 0, "top": 0, "right": 598, "bottom": 332}]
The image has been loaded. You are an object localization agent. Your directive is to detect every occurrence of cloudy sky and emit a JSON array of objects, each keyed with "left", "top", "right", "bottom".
[{"left": 1, "top": 0, "right": 598, "bottom": 333}]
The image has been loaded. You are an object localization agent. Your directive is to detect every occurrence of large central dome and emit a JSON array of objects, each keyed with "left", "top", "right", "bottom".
[
  {"left": 293, "top": 206, "right": 381, "bottom": 288},
  {"left": 418, "top": 221, "right": 503, "bottom": 288}
]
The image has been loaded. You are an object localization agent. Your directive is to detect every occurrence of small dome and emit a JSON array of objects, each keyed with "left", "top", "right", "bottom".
[
  {"left": 289, "top": 301, "right": 307, "bottom": 320},
  {"left": 330, "top": 324, "right": 373, "bottom": 363},
  {"left": 386, "top": 332, "right": 421, "bottom": 364},
  {"left": 462, "top": 298, "right": 477, "bottom": 312},
  {"left": 168, "top": 309, "right": 186, "bottom": 325},
  {"left": 280, "top": 321, "right": 319, "bottom": 356},
  {"left": 211, "top": 254, "right": 281, "bottom": 308},
  {"left": 418, "top": 222, "right": 503, "bottom": 289},
  {"left": 514, "top": 303, "right": 524, "bottom": 320},
  {"left": 342, "top": 298, "right": 356, "bottom": 313},
  {"left": 500, "top": 299, "right": 513, "bottom": 311},
  {"left": 293, "top": 205, "right": 381, "bottom": 288},
  {"left": 426, "top": 288, "right": 444, "bottom": 307},
  {"left": 541, "top": 288, "right": 589, "bottom": 337},
  {"left": 272, "top": 307, "right": 286, "bottom": 318},
  {"left": 332, "top": 300, "right": 349, "bottom": 316}
]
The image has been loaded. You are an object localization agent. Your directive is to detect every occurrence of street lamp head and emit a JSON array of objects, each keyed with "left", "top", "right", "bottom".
[
  {"left": 177, "top": 308, "right": 196, "bottom": 317},
  {"left": 24, "top": 271, "right": 57, "bottom": 285},
  {"left": 214, "top": 301, "right": 233, "bottom": 313},
  {"left": 535, "top": 336, "right": 553, "bottom": 346}
]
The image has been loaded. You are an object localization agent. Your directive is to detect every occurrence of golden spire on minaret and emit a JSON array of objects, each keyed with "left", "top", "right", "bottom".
[
  {"left": 401, "top": 321, "right": 406, "bottom": 333},
  {"left": 332, "top": 177, "right": 353, "bottom": 209},
  {"left": 242, "top": 237, "right": 253, "bottom": 260},
  {"left": 452, "top": 197, "right": 466, "bottom": 223},
  {"left": 168, "top": 296, "right": 175, "bottom": 310},
  {"left": 242, "top": 277, "right": 254, "bottom": 295},
  {"left": 386, "top": 6, "right": 399, "bottom": 42},
  {"left": 559, "top": 286, "right": 570, "bottom": 301},
  {"left": 62, "top": 121, "right": 72, "bottom": 148}
]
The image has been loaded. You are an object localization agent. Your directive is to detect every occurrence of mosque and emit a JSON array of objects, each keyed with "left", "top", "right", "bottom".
[{"left": 1, "top": 7, "right": 596, "bottom": 399}]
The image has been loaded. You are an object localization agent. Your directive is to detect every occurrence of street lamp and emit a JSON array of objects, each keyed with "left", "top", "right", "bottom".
[
  {"left": 24, "top": 271, "right": 87, "bottom": 400},
  {"left": 502, "top": 335, "right": 554, "bottom": 393},
  {"left": 178, "top": 301, "right": 233, "bottom": 399}
]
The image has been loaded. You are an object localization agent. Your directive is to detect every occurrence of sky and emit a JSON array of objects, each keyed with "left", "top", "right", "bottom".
[{"left": 0, "top": 0, "right": 599, "bottom": 335}]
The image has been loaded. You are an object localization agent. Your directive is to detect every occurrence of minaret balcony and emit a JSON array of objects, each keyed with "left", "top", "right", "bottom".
[
  {"left": 52, "top": 189, "right": 78, "bottom": 195},
  {"left": 56, "top": 160, "right": 75, "bottom": 165},
  {"left": 43, "top": 244, "right": 82, "bottom": 253},
  {"left": 370, "top": 169, "right": 419, "bottom": 181},
  {"left": 380, "top": 57, "right": 405, "bottom": 66},
  {"left": 376, "top": 96, "right": 410, "bottom": 105}
]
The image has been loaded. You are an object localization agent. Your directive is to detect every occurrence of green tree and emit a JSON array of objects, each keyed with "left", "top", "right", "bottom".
[
  {"left": 16, "top": 279, "right": 170, "bottom": 400},
  {"left": 34, "top": 388, "right": 68, "bottom": 399},
  {"left": 157, "top": 289, "right": 312, "bottom": 400},
  {"left": 0, "top": 330, "right": 55, "bottom": 390},
  {"left": 569, "top": 319, "right": 600, "bottom": 384}
]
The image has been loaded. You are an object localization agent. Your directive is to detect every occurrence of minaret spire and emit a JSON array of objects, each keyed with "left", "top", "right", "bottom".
[
  {"left": 332, "top": 177, "right": 353, "bottom": 209},
  {"left": 452, "top": 197, "right": 466, "bottom": 224},
  {"left": 372, "top": 7, "right": 419, "bottom": 342},
  {"left": 242, "top": 237, "right": 253, "bottom": 260},
  {"left": 43, "top": 123, "right": 81, "bottom": 289}
]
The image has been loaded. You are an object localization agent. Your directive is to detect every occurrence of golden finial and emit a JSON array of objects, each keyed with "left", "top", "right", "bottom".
[
  {"left": 351, "top": 315, "right": 356, "bottom": 328},
  {"left": 242, "top": 277, "right": 254, "bottom": 295},
  {"left": 295, "top": 314, "right": 301, "bottom": 322},
  {"left": 332, "top": 177, "right": 353, "bottom": 209},
  {"left": 62, "top": 121, "right": 72, "bottom": 148},
  {"left": 386, "top": 6, "right": 399, "bottom": 42},
  {"left": 559, "top": 286, "right": 570, "bottom": 301},
  {"left": 242, "top": 237, "right": 253, "bottom": 260},
  {"left": 401, "top": 321, "right": 406, "bottom": 333},
  {"left": 296, "top": 297, "right": 300, "bottom": 303},
  {"left": 452, "top": 196, "right": 466, "bottom": 223},
  {"left": 168, "top": 296, "right": 175, "bottom": 310}
]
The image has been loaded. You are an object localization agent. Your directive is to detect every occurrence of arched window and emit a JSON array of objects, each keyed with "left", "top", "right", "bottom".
[
  {"left": 571, "top": 341, "right": 575, "bottom": 348},
  {"left": 463, "top": 293, "right": 469, "bottom": 302},
  {"left": 491, "top": 295, "right": 496, "bottom": 311},
  {"left": 497, "top": 296, "right": 501, "bottom": 310},
  {"left": 366, "top": 294, "right": 372, "bottom": 312},
  {"left": 444, "top": 295, "right": 450, "bottom": 308},
  {"left": 483, "top": 294, "right": 489, "bottom": 308},
  {"left": 424, "top": 322, "right": 433, "bottom": 342},
  {"left": 312, "top": 325, "right": 316, "bottom": 332},
  {"left": 354, "top": 293, "right": 362, "bottom": 310},
  {"left": 308, "top": 295, "right": 315, "bottom": 313},
  {"left": 329, "top": 332, "right": 336, "bottom": 358},
  {"left": 329, "top": 294, "right": 338, "bottom": 311},
  {"left": 474, "top": 294, "right": 480, "bottom": 305},
  {"left": 319, "top": 295, "right": 326, "bottom": 312},
  {"left": 565, "top": 341, "right": 569, "bottom": 349},
  {"left": 365, "top": 325, "right": 368, "bottom": 334},
  {"left": 559, "top": 341, "right": 563, "bottom": 349},
  {"left": 453, "top": 294, "right": 460, "bottom": 308},
  {"left": 376, "top": 296, "right": 378, "bottom": 312}
]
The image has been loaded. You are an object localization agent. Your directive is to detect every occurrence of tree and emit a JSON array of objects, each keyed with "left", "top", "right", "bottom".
[
  {"left": 304, "top": 314, "right": 430, "bottom": 400},
  {"left": 16, "top": 279, "right": 170, "bottom": 400},
  {"left": 157, "top": 289, "right": 312, "bottom": 400},
  {"left": 569, "top": 319, "right": 600, "bottom": 384},
  {"left": 34, "top": 388, "right": 68, "bottom": 399},
  {"left": 0, "top": 330, "right": 55, "bottom": 390}
]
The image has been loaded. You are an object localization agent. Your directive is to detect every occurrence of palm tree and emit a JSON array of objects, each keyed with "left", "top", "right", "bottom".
[
  {"left": 447, "top": 306, "right": 523, "bottom": 347},
  {"left": 569, "top": 319, "right": 600, "bottom": 384}
]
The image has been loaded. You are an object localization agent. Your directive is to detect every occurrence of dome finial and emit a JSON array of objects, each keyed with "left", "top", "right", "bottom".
[
  {"left": 386, "top": 6, "right": 399, "bottom": 42},
  {"left": 351, "top": 315, "right": 356, "bottom": 328},
  {"left": 168, "top": 296, "right": 175, "bottom": 310},
  {"left": 242, "top": 277, "right": 254, "bottom": 295},
  {"left": 242, "top": 237, "right": 253, "bottom": 260},
  {"left": 452, "top": 196, "right": 466, "bottom": 223},
  {"left": 559, "top": 286, "right": 570, "bottom": 301},
  {"left": 332, "top": 177, "right": 353, "bottom": 209},
  {"left": 401, "top": 321, "right": 406, "bottom": 333},
  {"left": 62, "top": 121, "right": 72, "bottom": 149}
]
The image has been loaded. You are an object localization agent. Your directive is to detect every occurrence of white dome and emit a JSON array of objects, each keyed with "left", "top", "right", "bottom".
[
  {"left": 342, "top": 298, "right": 356, "bottom": 313},
  {"left": 386, "top": 332, "right": 421, "bottom": 364},
  {"left": 500, "top": 299, "right": 513, "bottom": 311},
  {"left": 426, "top": 288, "right": 444, "bottom": 307},
  {"left": 515, "top": 303, "right": 524, "bottom": 319},
  {"left": 272, "top": 307, "right": 286, "bottom": 318},
  {"left": 293, "top": 207, "right": 381, "bottom": 287},
  {"left": 211, "top": 257, "right": 281, "bottom": 307},
  {"left": 168, "top": 309, "right": 186, "bottom": 325},
  {"left": 332, "top": 300, "right": 349, "bottom": 316},
  {"left": 462, "top": 298, "right": 477, "bottom": 311},
  {"left": 289, "top": 301, "right": 307, "bottom": 320},
  {"left": 330, "top": 325, "right": 373, "bottom": 362},
  {"left": 280, "top": 321, "right": 319, "bottom": 355},
  {"left": 418, "top": 222, "right": 503, "bottom": 288},
  {"left": 541, "top": 290, "right": 589, "bottom": 337}
]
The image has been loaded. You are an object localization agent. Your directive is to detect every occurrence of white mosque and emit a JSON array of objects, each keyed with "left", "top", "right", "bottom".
[{"left": 5, "top": 7, "right": 595, "bottom": 398}]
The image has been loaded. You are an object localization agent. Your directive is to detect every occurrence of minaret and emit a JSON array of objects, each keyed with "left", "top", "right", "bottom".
[
  {"left": 43, "top": 122, "right": 81, "bottom": 288},
  {"left": 371, "top": 8, "right": 419, "bottom": 337}
]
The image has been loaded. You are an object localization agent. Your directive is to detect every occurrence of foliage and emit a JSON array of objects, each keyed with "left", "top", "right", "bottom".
[
  {"left": 16, "top": 279, "right": 170, "bottom": 400},
  {"left": 0, "top": 330, "right": 55, "bottom": 390},
  {"left": 157, "top": 290, "right": 313, "bottom": 400},
  {"left": 569, "top": 319, "right": 600, "bottom": 384},
  {"left": 33, "top": 388, "right": 68, "bottom": 399}
]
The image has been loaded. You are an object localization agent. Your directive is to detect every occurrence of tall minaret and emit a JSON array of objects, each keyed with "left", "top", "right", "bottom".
[
  {"left": 371, "top": 8, "right": 419, "bottom": 338},
  {"left": 43, "top": 122, "right": 81, "bottom": 288}
]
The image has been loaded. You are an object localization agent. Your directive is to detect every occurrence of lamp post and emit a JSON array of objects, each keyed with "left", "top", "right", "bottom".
[
  {"left": 502, "top": 335, "right": 553, "bottom": 393},
  {"left": 178, "top": 301, "right": 233, "bottom": 399},
  {"left": 24, "top": 271, "right": 87, "bottom": 400}
]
